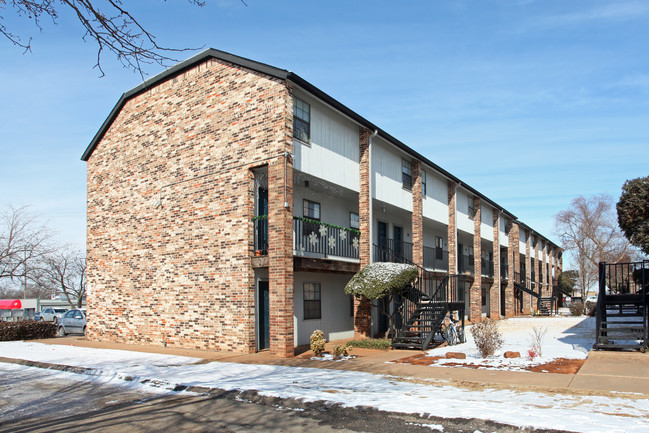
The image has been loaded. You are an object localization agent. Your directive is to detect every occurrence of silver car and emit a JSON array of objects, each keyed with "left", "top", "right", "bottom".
[
  {"left": 57, "top": 309, "right": 87, "bottom": 336},
  {"left": 35, "top": 307, "right": 68, "bottom": 323}
]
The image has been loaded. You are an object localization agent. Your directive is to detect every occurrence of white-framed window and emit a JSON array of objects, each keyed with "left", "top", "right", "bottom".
[
  {"left": 303, "top": 199, "right": 320, "bottom": 220},
  {"left": 303, "top": 282, "right": 321, "bottom": 320},
  {"left": 293, "top": 97, "right": 310, "bottom": 143},
  {"left": 350, "top": 212, "right": 359, "bottom": 229},
  {"left": 402, "top": 159, "right": 412, "bottom": 190}
]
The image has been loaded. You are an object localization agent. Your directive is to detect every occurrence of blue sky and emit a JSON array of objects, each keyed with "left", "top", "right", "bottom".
[{"left": 1, "top": 0, "right": 647, "bottom": 266}]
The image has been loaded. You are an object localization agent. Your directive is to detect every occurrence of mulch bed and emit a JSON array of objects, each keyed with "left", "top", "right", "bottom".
[{"left": 393, "top": 353, "right": 586, "bottom": 374}]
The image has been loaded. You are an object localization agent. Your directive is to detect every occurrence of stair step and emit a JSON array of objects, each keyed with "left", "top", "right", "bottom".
[{"left": 596, "top": 343, "right": 646, "bottom": 350}]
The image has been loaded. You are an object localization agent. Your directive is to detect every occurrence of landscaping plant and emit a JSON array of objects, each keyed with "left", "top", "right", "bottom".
[
  {"left": 528, "top": 326, "right": 548, "bottom": 358},
  {"left": 569, "top": 301, "right": 585, "bottom": 316},
  {"left": 310, "top": 329, "right": 326, "bottom": 356},
  {"left": 332, "top": 344, "right": 352, "bottom": 358},
  {"left": 470, "top": 318, "right": 503, "bottom": 358}
]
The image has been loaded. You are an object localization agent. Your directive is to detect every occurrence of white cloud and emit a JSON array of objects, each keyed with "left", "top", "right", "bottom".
[{"left": 538, "top": 2, "right": 649, "bottom": 27}]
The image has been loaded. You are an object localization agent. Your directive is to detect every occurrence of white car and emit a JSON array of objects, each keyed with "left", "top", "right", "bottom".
[
  {"left": 35, "top": 307, "right": 68, "bottom": 324},
  {"left": 585, "top": 295, "right": 598, "bottom": 304}
]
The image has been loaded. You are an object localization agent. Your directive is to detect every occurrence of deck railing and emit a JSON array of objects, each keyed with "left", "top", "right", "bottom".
[
  {"left": 253, "top": 215, "right": 268, "bottom": 255},
  {"left": 293, "top": 217, "right": 360, "bottom": 260},
  {"left": 481, "top": 257, "right": 494, "bottom": 277},
  {"left": 423, "top": 246, "right": 449, "bottom": 271},
  {"left": 376, "top": 238, "right": 412, "bottom": 262},
  {"left": 458, "top": 253, "right": 474, "bottom": 275}
]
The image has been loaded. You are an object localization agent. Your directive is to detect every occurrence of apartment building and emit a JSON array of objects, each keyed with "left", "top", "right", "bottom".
[{"left": 81, "top": 48, "right": 562, "bottom": 357}]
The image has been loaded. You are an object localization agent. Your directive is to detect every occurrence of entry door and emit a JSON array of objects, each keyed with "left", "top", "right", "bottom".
[
  {"left": 394, "top": 226, "right": 403, "bottom": 256},
  {"left": 377, "top": 221, "right": 388, "bottom": 261},
  {"left": 258, "top": 281, "right": 270, "bottom": 350}
]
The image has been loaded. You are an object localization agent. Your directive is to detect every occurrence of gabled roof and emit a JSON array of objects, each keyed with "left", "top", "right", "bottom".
[{"left": 81, "top": 48, "right": 560, "bottom": 250}]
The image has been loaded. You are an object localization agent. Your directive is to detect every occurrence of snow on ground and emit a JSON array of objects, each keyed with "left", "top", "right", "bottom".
[
  {"left": 424, "top": 316, "right": 595, "bottom": 371},
  {"left": 2, "top": 328, "right": 649, "bottom": 433}
]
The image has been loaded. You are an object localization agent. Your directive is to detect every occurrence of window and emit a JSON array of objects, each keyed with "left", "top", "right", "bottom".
[
  {"left": 303, "top": 199, "right": 320, "bottom": 220},
  {"left": 468, "top": 199, "right": 476, "bottom": 219},
  {"left": 421, "top": 170, "right": 427, "bottom": 196},
  {"left": 350, "top": 212, "right": 359, "bottom": 229},
  {"left": 293, "top": 97, "right": 310, "bottom": 143},
  {"left": 402, "top": 159, "right": 412, "bottom": 190},
  {"left": 303, "top": 283, "right": 321, "bottom": 319},
  {"left": 435, "top": 236, "right": 444, "bottom": 260}
]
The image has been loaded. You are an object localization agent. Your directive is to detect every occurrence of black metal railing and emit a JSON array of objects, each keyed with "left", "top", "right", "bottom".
[
  {"left": 481, "top": 258, "right": 494, "bottom": 277},
  {"left": 253, "top": 215, "right": 268, "bottom": 255},
  {"left": 423, "top": 246, "right": 449, "bottom": 271},
  {"left": 500, "top": 259, "right": 509, "bottom": 279},
  {"left": 376, "top": 238, "right": 412, "bottom": 262},
  {"left": 293, "top": 217, "right": 360, "bottom": 260},
  {"left": 458, "top": 253, "right": 474, "bottom": 275}
]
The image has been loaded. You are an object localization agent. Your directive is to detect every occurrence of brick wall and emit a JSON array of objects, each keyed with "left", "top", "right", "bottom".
[
  {"left": 355, "top": 128, "right": 372, "bottom": 339},
  {"left": 470, "top": 196, "right": 482, "bottom": 322},
  {"left": 490, "top": 210, "right": 500, "bottom": 318},
  {"left": 85, "top": 58, "right": 291, "bottom": 353},
  {"left": 447, "top": 181, "right": 457, "bottom": 275},
  {"left": 411, "top": 160, "right": 423, "bottom": 267}
]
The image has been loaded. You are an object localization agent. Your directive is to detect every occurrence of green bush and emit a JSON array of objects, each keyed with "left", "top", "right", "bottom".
[
  {"left": 0, "top": 320, "right": 57, "bottom": 341},
  {"left": 310, "top": 330, "right": 326, "bottom": 355},
  {"left": 346, "top": 338, "right": 392, "bottom": 350},
  {"left": 332, "top": 344, "right": 352, "bottom": 358}
]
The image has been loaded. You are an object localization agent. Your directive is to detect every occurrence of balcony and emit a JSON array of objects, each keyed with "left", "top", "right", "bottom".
[
  {"left": 253, "top": 215, "right": 268, "bottom": 255},
  {"left": 481, "top": 257, "right": 494, "bottom": 278},
  {"left": 423, "top": 246, "right": 449, "bottom": 272},
  {"left": 293, "top": 216, "right": 360, "bottom": 260},
  {"left": 375, "top": 238, "right": 413, "bottom": 262},
  {"left": 500, "top": 260, "right": 509, "bottom": 279},
  {"left": 458, "top": 253, "right": 474, "bottom": 275}
]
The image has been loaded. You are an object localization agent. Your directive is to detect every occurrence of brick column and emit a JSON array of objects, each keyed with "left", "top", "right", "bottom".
[
  {"left": 268, "top": 156, "right": 294, "bottom": 357},
  {"left": 535, "top": 237, "right": 541, "bottom": 306},
  {"left": 549, "top": 247, "right": 554, "bottom": 289},
  {"left": 411, "top": 160, "right": 423, "bottom": 267},
  {"left": 505, "top": 220, "right": 516, "bottom": 317},
  {"left": 470, "top": 196, "right": 482, "bottom": 322},
  {"left": 354, "top": 128, "right": 372, "bottom": 339},
  {"left": 542, "top": 242, "right": 548, "bottom": 297},
  {"left": 490, "top": 210, "right": 500, "bottom": 318},
  {"left": 525, "top": 231, "right": 532, "bottom": 314},
  {"left": 447, "top": 181, "right": 457, "bottom": 275}
]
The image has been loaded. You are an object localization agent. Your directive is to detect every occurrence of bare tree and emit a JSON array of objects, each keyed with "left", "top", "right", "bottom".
[
  {"left": 555, "top": 194, "right": 632, "bottom": 298},
  {"left": 1, "top": 1, "right": 245, "bottom": 77},
  {"left": 0, "top": 206, "right": 54, "bottom": 287},
  {"left": 37, "top": 250, "right": 87, "bottom": 308}
]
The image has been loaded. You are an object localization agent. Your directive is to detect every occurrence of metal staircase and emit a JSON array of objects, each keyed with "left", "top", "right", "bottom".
[
  {"left": 373, "top": 243, "right": 465, "bottom": 350},
  {"left": 595, "top": 261, "right": 648, "bottom": 352}
]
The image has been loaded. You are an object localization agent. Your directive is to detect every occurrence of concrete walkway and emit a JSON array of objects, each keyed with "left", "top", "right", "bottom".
[{"left": 28, "top": 336, "right": 649, "bottom": 396}]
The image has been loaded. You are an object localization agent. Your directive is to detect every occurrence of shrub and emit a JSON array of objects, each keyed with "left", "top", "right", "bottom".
[
  {"left": 569, "top": 301, "right": 585, "bottom": 316},
  {"left": 0, "top": 320, "right": 57, "bottom": 341},
  {"left": 346, "top": 338, "right": 392, "bottom": 350},
  {"left": 470, "top": 319, "right": 503, "bottom": 358},
  {"left": 528, "top": 326, "right": 548, "bottom": 358},
  {"left": 310, "top": 330, "right": 326, "bottom": 356},
  {"left": 332, "top": 344, "right": 352, "bottom": 358},
  {"left": 585, "top": 302, "right": 597, "bottom": 317}
]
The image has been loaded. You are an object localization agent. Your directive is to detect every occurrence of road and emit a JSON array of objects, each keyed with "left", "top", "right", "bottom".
[{"left": 0, "top": 363, "right": 567, "bottom": 432}]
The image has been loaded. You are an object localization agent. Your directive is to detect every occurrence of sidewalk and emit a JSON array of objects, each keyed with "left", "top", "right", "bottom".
[{"left": 20, "top": 335, "right": 649, "bottom": 396}]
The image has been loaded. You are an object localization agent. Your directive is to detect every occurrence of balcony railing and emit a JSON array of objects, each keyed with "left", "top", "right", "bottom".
[
  {"left": 253, "top": 215, "right": 268, "bottom": 255},
  {"left": 481, "top": 258, "right": 494, "bottom": 277},
  {"left": 500, "top": 260, "right": 509, "bottom": 279},
  {"left": 293, "top": 217, "right": 360, "bottom": 260},
  {"left": 376, "top": 238, "right": 412, "bottom": 262},
  {"left": 423, "top": 246, "right": 449, "bottom": 272},
  {"left": 458, "top": 253, "right": 474, "bottom": 275}
]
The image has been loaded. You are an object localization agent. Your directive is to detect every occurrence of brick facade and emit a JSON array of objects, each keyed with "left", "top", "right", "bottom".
[
  {"left": 470, "top": 197, "right": 482, "bottom": 322},
  {"left": 490, "top": 210, "right": 500, "bottom": 318},
  {"left": 447, "top": 181, "right": 457, "bottom": 275},
  {"left": 355, "top": 127, "right": 372, "bottom": 339},
  {"left": 86, "top": 58, "right": 291, "bottom": 353},
  {"left": 411, "top": 160, "right": 423, "bottom": 267},
  {"left": 505, "top": 222, "right": 518, "bottom": 317}
]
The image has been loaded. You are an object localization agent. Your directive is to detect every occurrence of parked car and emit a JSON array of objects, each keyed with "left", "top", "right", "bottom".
[
  {"left": 57, "top": 309, "right": 87, "bottom": 336},
  {"left": 35, "top": 307, "right": 68, "bottom": 323}
]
